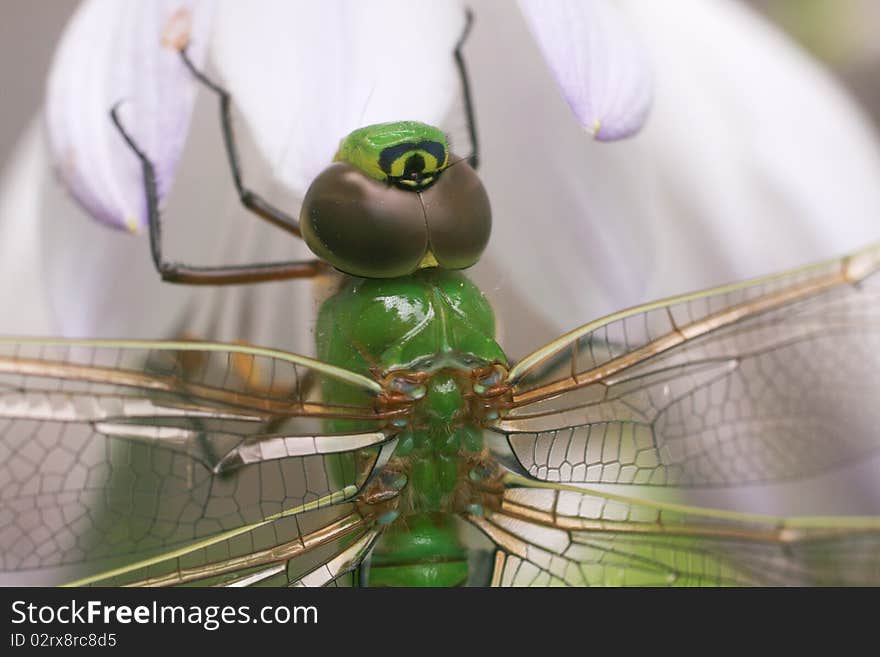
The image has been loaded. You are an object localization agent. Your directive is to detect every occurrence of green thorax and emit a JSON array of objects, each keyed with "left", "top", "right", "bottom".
[
  {"left": 317, "top": 267, "right": 505, "bottom": 374},
  {"left": 315, "top": 268, "right": 507, "bottom": 586},
  {"left": 334, "top": 121, "right": 449, "bottom": 188}
]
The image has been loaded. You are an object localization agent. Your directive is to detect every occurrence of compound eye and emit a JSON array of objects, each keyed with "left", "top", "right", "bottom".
[
  {"left": 300, "top": 163, "right": 428, "bottom": 278},
  {"left": 419, "top": 157, "right": 491, "bottom": 270}
]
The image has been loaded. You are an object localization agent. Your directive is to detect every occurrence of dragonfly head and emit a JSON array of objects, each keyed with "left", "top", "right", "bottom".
[{"left": 300, "top": 121, "right": 491, "bottom": 279}]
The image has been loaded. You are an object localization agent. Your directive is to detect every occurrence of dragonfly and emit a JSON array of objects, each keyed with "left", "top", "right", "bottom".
[
  {"left": 3, "top": 240, "right": 880, "bottom": 587},
  {"left": 3, "top": 24, "right": 880, "bottom": 587}
]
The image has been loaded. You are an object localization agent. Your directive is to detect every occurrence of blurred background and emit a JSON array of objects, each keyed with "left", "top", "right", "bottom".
[
  {"left": 2, "top": 0, "right": 880, "bottom": 169},
  {"left": 1, "top": 2, "right": 879, "bottom": 584},
  {"left": 1, "top": 0, "right": 879, "bottom": 524}
]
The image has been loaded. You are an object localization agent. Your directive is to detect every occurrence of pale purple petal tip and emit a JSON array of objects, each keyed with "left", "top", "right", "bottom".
[
  {"left": 45, "top": 0, "right": 215, "bottom": 232},
  {"left": 519, "top": 0, "right": 653, "bottom": 141}
]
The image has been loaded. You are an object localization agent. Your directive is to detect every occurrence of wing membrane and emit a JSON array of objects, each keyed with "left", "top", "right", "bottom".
[
  {"left": 291, "top": 529, "right": 381, "bottom": 587},
  {"left": 471, "top": 478, "right": 880, "bottom": 586},
  {"left": 495, "top": 243, "right": 880, "bottom": 485},
  {"left": 0, "top": 339, "right": 392, "bottom": 581},
  {"left": 67, "top": 500, "right": 381, "bottom": 587}
]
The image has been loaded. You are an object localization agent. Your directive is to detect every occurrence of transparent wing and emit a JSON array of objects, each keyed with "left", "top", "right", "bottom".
[
  {"left": 470, "top": 478, "right": 880, "bottom": 586},
  {"left": 71, "top": 501, "right": 384, "bottom": 587},
  {"left": 493, "top": 243, "right": 880, "bottom": 485},
  {"left": 0, "top": 338, "right": 393, "bottom": 584}
]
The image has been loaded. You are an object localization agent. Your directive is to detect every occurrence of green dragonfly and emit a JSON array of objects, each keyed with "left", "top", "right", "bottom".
[
  {"left": 2, "top": 45, "right": 880, "bottom": 587},
  {"left": 3, "top": 238, "right": 880, "bottom": 587}
]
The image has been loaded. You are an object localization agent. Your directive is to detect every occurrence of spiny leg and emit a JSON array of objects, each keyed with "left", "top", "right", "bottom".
[
  {"left": 178, "top": 48, "right": 304, "bottom": 238},
  {"left": 455, "top": 8, "right": 480, "bottom": 170},
  {"left": 110, "top": 106, "right": 325, "bottom": 285}
]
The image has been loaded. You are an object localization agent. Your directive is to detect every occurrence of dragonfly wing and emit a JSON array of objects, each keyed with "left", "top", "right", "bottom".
[
  {"left": 0, "top": 339, "right": 392, "bottom": 584},
  {"left": 291, "top": 529, "right": 381, "bottom": 587},
  {"left": 70, "top": 501, "right": 383, "bottom": 587},
  {"left": 469, "top": 480, "right": 880, "bottom": 586},
  {"left": 494, "top": 243, "right": 880, "bottom": 485}
]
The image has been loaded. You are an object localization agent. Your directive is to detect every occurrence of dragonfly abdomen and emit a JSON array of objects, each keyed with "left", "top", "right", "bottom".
[
  {"left": 364, "top": 419, "right": 491, "bottom": 586},
  {"left": 366, "top": 513, "right": 469, "bottom": 587}
]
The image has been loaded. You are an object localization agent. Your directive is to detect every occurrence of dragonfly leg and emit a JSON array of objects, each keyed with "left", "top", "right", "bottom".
[
  {"left": 178, "top": 47, "right": 304, "bottom": 239},
  {"left": 109, "top": 105, "right": 326, "bottom": 285},
  {"left": 455, "top": 8, "right": 480, "bottom": 170}
]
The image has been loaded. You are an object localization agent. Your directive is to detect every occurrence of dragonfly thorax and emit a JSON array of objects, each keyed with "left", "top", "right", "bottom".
[
  {"left": 369, "top": 364, "right": 504, "bottom": 505},
  {"left": 358, "top": 367, "right": 506, "bottom": 587}
]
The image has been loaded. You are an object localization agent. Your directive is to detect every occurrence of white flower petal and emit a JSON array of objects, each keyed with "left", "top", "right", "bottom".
[
  {"left": 211, "top": 0, "right": 467, "bottom": 198},
  {"left": 0, "top": 118, "right": 195, "bottom": 338},
  {"left": 1, "top": 110, "right": 319, "bottom": 353},
  {"left": 621, "top": 0, "right": 880, "bottom": 298},
  {"left": 45, "top": 0, "right": 215, "bottom": 231},
  {"left": 466, "top": 0, "right": 880, "bottom": 513},
  {"left": 469, "top": 0, "right": 880, "bottom": 355},
  {"left": 517, "top": 0, "right": 652, "bottom": 140},
  {"left": 0, "top": 122, "right": 53, "bottom": 335}
]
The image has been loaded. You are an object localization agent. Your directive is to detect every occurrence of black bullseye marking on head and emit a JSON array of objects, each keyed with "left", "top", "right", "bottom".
[
  {"left": 378, "top": 141, "right": 447, "bottom": 175},
  {"left": 404, "top": 154, "right": 426, "bottom": 177}
]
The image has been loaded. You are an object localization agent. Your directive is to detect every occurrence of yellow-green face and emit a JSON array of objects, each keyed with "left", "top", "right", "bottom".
[{"left": 335, "top": 121, "right": 449, "bottom": 189}]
